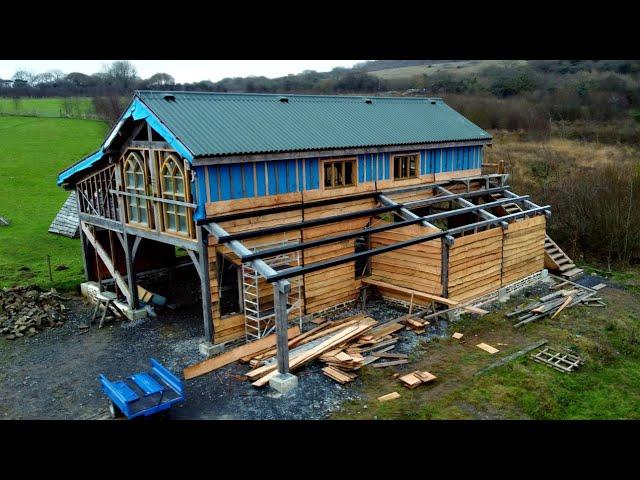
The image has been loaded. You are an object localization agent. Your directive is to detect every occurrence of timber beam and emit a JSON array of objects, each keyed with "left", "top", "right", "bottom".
[
  {"left": 215, "top": 204, "right": 402, "bottom": 243},
  {"left": 264, "top": 206, "right": 551, "bottom": 283},
  {"left": 239, "top": 195, "right": 529, "bottom": 262}
]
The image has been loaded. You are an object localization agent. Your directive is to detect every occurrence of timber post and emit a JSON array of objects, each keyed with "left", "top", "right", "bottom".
[
  {"left": 197, "top": 226, "right": 214, "bottom": 343},
  {"left": 122, "top": 232, "right": 139, "bottom": 309},
  {"left": 274, "top": 281, "right": 291, "bottom": 375}
]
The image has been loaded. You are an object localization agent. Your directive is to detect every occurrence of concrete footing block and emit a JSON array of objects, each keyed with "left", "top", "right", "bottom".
[
  {"left": 541, "top": 269, "right": 554, "bottom": 285},
  {"left": 269, "top": 372, "right": 298, "bottom": 394},
  {"left": 498, "top": 287, "right": 510, "bottom": 303},
  {"left": 199, "top": 341, "right": 225, "bottom": 357},
  {"left": 447, "top": 310, "right": 461, "bottom": 322},
  {"left": 114, "top": 300, "right": 148, "bottom": 321}
]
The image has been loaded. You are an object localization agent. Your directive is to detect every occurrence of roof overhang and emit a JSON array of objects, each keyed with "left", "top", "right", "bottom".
[{"left": 57, "top": 96, "right": 193, "bottom": 187}]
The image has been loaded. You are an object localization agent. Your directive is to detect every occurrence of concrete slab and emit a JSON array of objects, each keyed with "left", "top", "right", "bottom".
[{"left": 269, "top": 372, "right": 298, "bottom": 394}]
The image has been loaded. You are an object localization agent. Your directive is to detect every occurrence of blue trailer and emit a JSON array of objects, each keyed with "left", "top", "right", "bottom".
[{"left": 99, "top": 359, "right": 185, "bottom": 419}]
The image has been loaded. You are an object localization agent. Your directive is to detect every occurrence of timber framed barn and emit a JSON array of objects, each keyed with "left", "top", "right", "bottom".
[{"left": 57, "top": 90, "right": 559, "bottom": 388}]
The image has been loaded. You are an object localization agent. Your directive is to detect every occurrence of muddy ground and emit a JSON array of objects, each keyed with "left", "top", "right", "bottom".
[{"left": 0, "top": 270, "right": 609, "bottom": 420}]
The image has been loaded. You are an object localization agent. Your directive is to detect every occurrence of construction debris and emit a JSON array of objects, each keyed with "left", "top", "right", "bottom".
[
  {"left": 531, "top": 347, "right": 584, "bottom": 373},
  {"left": 509, "top": 280, "right": 604, "bottom": 328},
  {"left": 378, "top": 392, "right": 401, "bottom": 402},
  {"left": 0, "top": 286, "right": 69, "bottom": 339},
  {"left": 476, "top": 343, "right": 499, "bottom": 354},
  {"left": 452, "top": 332, "right": 464, "bottom": 339},
  {"left": 0, "top": 215, "right": 9, "bottom": 226},
  {"left": 399, "top": 370, "right": 437, "bottom": 389},
  {"left": 475, "top": 339, "right": 548, "bottom": 376}
]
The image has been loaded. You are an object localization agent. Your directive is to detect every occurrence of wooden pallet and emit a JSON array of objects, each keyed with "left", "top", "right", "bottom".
[{"left": 531, "top": 347, "right": 584, "bottom": 373}]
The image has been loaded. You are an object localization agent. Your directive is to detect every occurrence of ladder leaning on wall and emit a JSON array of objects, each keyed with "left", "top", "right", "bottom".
[{"left": 241, "top": 238, "right": 303, "bottom": 341}]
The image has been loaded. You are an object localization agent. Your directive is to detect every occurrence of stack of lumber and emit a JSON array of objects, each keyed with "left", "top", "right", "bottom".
[
  {"left": 507, "top": 283, "right": 602, "bottom": 328},
  {"left": 399, "top": 370, "right": 437, "bottom": 389},
  {"left": 246, "top": 314, "right": 381, "bottom": 387},
  {"left": 402, "top": 316, "right": 430, "bottom": 333}
]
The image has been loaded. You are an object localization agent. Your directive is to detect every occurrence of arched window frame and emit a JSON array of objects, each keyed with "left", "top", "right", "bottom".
[
  {"left": 159, "top": 153, "right": 191, "bottom": 236},
  {"left": 122, "top": 151, "right": 150, "bottom": 227}
]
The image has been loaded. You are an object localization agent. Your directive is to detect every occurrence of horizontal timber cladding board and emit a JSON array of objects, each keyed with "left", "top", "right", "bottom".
[
  {"left": 205, "top": 192, "right": 303, "bottom": 217},
  {"left": 218, "top": 211, "right": 303, "bottom": 234},
  {"left": 302, "top": 219, "right": 371, "bottom": 242},
  {"left": 447, "top": 226, "right": 503, "bottom": 301},
  {"left": 301, "top": 183, "right": 375, "bottom": 202},
  {"left": 449, "top": 275, "right": 502, "bottom": 301},
  {"left": 501, "top": 216, "right": 546, "bottom": 285},
  {"left": 213, "top": 313, "right": 245, "bottom": 343},
  {"left": 369, "top": 221, "right": 442, "bottom": 298},
  {"left": 306, "top": 291, "right": 359, "bottom": 314}
]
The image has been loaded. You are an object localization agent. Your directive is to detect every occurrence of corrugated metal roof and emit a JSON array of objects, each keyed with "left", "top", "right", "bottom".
[{"left": 137, "top": 91, "right": 491, "bottom": 157}]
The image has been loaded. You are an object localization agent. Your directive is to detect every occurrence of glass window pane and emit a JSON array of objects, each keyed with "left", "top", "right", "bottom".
[
  {"left": 139, "top": 207, "right": 147, "bottom": 224},
  {"left": 344, "top": 161, "right": 353, "bottom": 186},
  {"left": 324, "top": 163, "right": 333, "bottom": 187}
]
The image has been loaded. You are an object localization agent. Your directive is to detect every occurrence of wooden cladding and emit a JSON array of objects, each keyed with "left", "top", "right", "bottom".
[
  {"left": 501, "top": 216, "right": 546, "bottom": 285},
  {"left": 370, "top": 222, "right": 442, "bottom": 304}
]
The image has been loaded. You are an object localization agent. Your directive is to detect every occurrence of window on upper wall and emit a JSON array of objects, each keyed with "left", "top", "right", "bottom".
[
  {"left": 159, "top": 154, "right": 190, "bottom": 235},
  {"left": 323, "top": 158, "right": 356, "bottom": 189},
  {"left": 393, "top": 154, "right": 419, "bottom": 180},
  {"left": 123, "top": 151, "right": 150, "bottom": 226}
]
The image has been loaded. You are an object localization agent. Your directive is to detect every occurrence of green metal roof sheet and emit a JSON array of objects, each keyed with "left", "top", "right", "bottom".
[{"left": 136, "top": 91, "right": 491, "bottom": 158}]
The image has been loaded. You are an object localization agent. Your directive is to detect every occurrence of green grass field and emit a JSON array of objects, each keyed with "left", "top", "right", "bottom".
[
  {"left": 0, "top": 97, "right": 95, "bottom": 118},
  {"left": 0, "top": 115, "right": 107, "bottom": 290},
  {"left": 370, "top": 60, "right": 528, "bottom": 80}
]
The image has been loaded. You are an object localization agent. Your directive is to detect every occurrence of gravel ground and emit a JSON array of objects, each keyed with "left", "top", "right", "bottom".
[{"left": 0, "top": 271, "right": 611, "bottom": 420}]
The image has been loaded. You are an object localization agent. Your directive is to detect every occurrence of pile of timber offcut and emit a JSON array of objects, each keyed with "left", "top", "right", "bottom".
[
  {"left": 0, "top": 286, "right": 69, "bottom": 340},
  {"left": 507, "top": 282, "right": 605, "bottom": 328},
  {"left": 182, "top": 313, "right": 409, "bottom": 387},
  {"left": 246, "top": 314, "right": 411, "bottom": 387}
]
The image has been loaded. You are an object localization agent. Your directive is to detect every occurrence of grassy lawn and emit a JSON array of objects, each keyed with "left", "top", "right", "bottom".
[
  {"left": 0, "top": 115, "right": 107, "bottom": 290},
  {"left": 333, "top": 276, "right": 640, "bottom": 419},
  {"left": 0, "top": 97, "right": 95, "bottom": 118}
]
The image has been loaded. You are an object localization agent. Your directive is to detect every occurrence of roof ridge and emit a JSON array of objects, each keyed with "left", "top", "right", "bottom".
[{"left": 136, "top": 90, "right": 444, "bottom": 102}]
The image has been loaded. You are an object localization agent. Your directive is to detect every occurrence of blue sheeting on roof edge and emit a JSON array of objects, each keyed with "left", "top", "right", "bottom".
[{"left": 56, "top": 97, "right": 193, "bottom": 186}]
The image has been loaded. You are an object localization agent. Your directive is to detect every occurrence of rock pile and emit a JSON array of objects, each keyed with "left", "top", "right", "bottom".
[{"left": 0, "top": 286, "right": 69, "bottom": 340}]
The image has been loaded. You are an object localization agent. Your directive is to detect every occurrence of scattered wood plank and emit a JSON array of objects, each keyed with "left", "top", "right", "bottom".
[
  {"left": 183, "top": 326, "right": 300, "bottom": 380},
  {"left": 475, "top": 339, "right": 548, "bottom": 376},
  {"left": 399, "top": 370, "right": 437, "bottom": 389},
  {"left": 592, "top": 283, "right": 607, "bottom": 291},
  {"left": 476, "top": 343, "right": 499, "bottom": 354},
  {"left": 361, "top": 277, "right": 458, "bottom": 306},
  {"left": 550, "top": 295, "right": 573, "bottom": 319},
  {"left": 322, "top": 366, "right": 357, "bottom": 384},
  {"left": 461, "top": 305, "right": 489, "bottom": 315},
  {"left": 452, "top": 332, "right": 464, "bottom": 339},
  {"left": 378, "top": 392, "right": 401, "bottom": 402},
  {"left": 372, "top": 359, "right": 409, "bottom": 368},
  {"left": 370, "top": 352, "right": 408, "bottom": 359}
]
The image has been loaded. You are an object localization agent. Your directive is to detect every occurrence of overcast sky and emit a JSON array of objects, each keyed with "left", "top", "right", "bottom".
[{"left": 0, "top": 60, "right": 364, "bottom": 83}]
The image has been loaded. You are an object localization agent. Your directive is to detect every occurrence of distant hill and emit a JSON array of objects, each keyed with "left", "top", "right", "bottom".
[{"left": 366, "top": 60, "right": 528, "bottom": 80}]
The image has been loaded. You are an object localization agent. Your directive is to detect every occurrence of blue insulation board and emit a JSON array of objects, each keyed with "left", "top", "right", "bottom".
[{"left": 194, "top": 145, "right": 483, "bottom": 206}]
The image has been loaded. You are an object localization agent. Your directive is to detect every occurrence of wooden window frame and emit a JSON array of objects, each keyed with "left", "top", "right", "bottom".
[
  {"left": 158, "top": 152, "right": 194, "bottom": 238},
  {"left": 391, "top": 152, "right": 420, "bottom": 181},
  {"left": 122, "top": 151, "right": 152, "bottom": 228},
  {"left": 320, "top": 157, "right": 357, "bottom": 190}
]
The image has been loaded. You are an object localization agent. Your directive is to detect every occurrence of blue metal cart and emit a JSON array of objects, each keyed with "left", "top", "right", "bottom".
[{"left": 99, "top": 359, "right": 185, "bottom": 419}]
